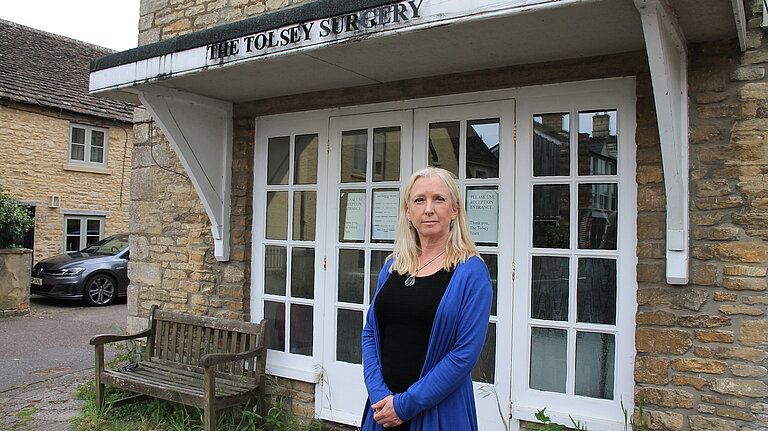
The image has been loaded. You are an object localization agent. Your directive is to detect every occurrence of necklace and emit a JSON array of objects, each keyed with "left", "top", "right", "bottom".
[{"left": 404, "top": 250, "right": 446, "bottom": 286}]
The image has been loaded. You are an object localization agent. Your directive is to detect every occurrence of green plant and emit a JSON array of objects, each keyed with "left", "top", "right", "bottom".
[
  {"left": 0, "top": 184, "right": 35, "bottom": 248},
  {"left": 107, "top": 339, "right": 145, "bottom": 370},
  {"left": 528, "top": 408, "right": 590, "bottom": 431},
  {"left": 622, "top": 395, "right": 650, "bottom": 431}
]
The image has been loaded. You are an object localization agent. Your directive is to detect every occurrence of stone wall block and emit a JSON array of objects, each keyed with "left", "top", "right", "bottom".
[
  {"left": 723, "top": 277, "right": 767, "bottom": 291},
  {"left": 731, "top": 364, "right": 768, "bottom": 378},
  {"left": 647, "top": 410, "right": 684, "bottom": 431},
  {"left": 716, "top": 406, "right": 754, "bottom": 421},
  {"left": 638, "top": 213, "right": 665, "bottom": 240},
  {"left": 713, "top": 291, "right": 737, "bottom": 302},
  {"left": 711, "top": 378, "right": 768, "bottom": 398},
  {"left": 637, "top": 185, "right": 666, "bottom": 212},
  {"left": 711, "top": 243, "right": 768, "bottom": 264},
  {"left": 635, "top": 356, "right": 670, "bottom": 384},
  {"left": 678, "top": 314, "right": 730, "bottom": 328},
  {"left": 688, "top": 415, "right": 737, "bottom": 431},
  {"left": 695, "top": 197, "right": 744, "bottom": 210},
  {"left": 739, "top": 82, "right": 768, "bottom": 99},
  {"left": 695, "top": 346, "right": 765, "bottom": 362},
  {"left": 739, "top": 319, "right": 768, "bottom": 346},
  {"left": 696, "top": 179, "right": 734, "bottom": 197},
  {"left": 671, "top": 358, "right": 727, "bottom": 374},
  {"left": 694, "top": 329, "right": 734, "bottom": 343},
  {"left": 636, "top": 328, "right": 692, "bottom": 354},
  {"left": 689, "top": 69, "right": 727, "bottom": 92},
  {"left": 671, "top": 374, "right": 708, "bottom": 390},
  {"left": 637, "top": 241, "right": 665, "bottom": 259},
  {"left": 636, "top": 311, "right": 676, "bottom": 326},
  {"left": 743, "top": 295, "right": 768, "bottom": 305},
  {"left": 671, "top": 289, "right": 709, "bottom": 311},
  {"left": 693, "top": 213, "right": 724, "bottom": 226},
  {"left": 690, "top": 124, "right": 722, "bottom": 144},
  {"left": 637, "top": 263, "right": 665, "bottom": 283},
  {"left": 719, "top": 304, "right": 764, "bottom": 315},
  {"left": 692, "top": 264, "right": 718, "bottom": 286},
  {"left": 636, "top": 387, "right": 694, "bottom": 409},
  {"left": 731, "top": 65, "right": 766, "bottom": 81},
  {"left": 637, "top": 287, "right": 675, "bottom": 307},
  {"left": 636, "top": 165, "right": 664, "bottom": 184},
  {"left": 723, "top": 265, "right": 768, "bottom": 277}
]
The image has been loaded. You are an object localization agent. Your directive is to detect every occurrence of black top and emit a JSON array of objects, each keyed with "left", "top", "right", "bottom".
[{"left": 375, "top": 268, "right": 454, "bottom": 394}]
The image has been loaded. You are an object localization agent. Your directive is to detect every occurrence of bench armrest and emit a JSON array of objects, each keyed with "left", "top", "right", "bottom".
[
  {"left": 90, "top": 329, "right": 152, "bottom": 346},
  {"left": 200, "top": 347, "right": 264, "bottom": 367}
]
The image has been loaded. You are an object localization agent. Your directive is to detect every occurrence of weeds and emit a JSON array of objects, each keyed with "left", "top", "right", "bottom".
[
  {"left": 527, "top": 409, "right": 589, "bottom": 431},
  {"left": 70, "top": 380, "right": 322, "bottom": 431}
]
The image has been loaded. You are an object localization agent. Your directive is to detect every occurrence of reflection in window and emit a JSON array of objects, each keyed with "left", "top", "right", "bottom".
[
  {"left": 481, "top": 253, "right": 498, "bottom": 316},
  {"left": 265, "top": 191, "right": 288, "bottom": 240},
  {"left": 267, "top": 136, "right": 290, "bottom": 185},
  {"left": 370, "top": 250, "right": 391, "bottom": 301},
  {"left": 578, "top": 111, "right": 617, "bottom": 176},
  {"left": 531, "top": 256, "right": 569, "bottom": 321},
  {"left": 533, "top": 113, "right": 570, "bottom": 177},
  {"left": 472, "top": 323, "right": 496, "bottom": 383},
  {"left": 338, "top": 249, "right": 365, "bottom": 304},
  {"left": 290, "top": 248, "right": 315, "bottom": 299},
  {"left": 532, "top": 185, "right": 569, "bottom": 249},
  {"left": 578, "top": 184, "right": 617, "bottom": 249},
  {"left": 293, "top": 191, "right": 317, "bottom": 241},
  {"left": 264, "top": 301, "right": 286, "bottom": 351},
  {"left": 575, "top": 332, "right": 615, "bottom": 399},
  {"left": 372, "top": 127, "right": 400, "bottom": 181},
  {"left": 577, "top": 258, "right": 617, "bottom": 324},
  {"left": 290, "top": 304, "right": 313, "bottom": 356},
  {"left": 294, "top": 134, "right": 318, "bottom": 184},
  {"left": 342, "top": 130, "right": 368, "bottom": 182},
  {"left": 264, "top": 246, "right": 286, "bottom": 295},
  {"left": 530, "top": 327, "right": 566, "bottom": 393},
  {"left": 467, "top": 119, "right": 500, "bottom": 179},
  {"left": 428, "top": 122, "right": 460, "bottom": 177},
  {"left": 339, "top": 190, "right": 367, "bottom": 242},
  {"left": 337, "top": 309, "right": 363, "bottom": 364}
]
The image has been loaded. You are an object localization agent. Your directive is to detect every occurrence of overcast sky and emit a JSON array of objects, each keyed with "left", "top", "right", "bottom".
[{"left": 0, "top": 0, "right": 140, "bottom": 51}]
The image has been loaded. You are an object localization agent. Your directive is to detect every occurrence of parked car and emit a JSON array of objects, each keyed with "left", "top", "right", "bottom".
[{"left": 30, "top": 234, "right": 129, "bottom": 306}]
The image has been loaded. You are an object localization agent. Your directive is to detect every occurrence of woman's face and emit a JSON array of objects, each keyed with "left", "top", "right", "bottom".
[{"left": 406, "top": 175, "right": 458, "bottom": 244}]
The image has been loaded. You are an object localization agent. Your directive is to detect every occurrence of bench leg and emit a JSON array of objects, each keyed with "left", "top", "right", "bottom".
[
  {"left": 204, "top": 367, "right": 216, "bottom": 431},
  {"left": 94, "top": 344, "right": 105, "bottom": 410}
]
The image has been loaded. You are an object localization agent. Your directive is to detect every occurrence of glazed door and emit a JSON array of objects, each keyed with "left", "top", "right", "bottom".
[
  {"left": 318, "top": 110, "right": 413, "bottom": 425},
  {"left": 412, "top": 100, "right": 516, "bottom": 431}
]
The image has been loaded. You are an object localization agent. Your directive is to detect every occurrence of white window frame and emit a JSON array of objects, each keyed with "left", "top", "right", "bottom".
[
  {"left": 511, "top": 78, "right": 637, "bottom": 431},
  {"left": 68, "top": 123, "right": 109, "bottom": 168},
  {"left": 63, "top": 215, "right": 104, "bottom": 252}
]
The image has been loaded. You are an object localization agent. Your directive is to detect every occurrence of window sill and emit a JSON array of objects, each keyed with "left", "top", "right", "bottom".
[
  {"left": 266, "top": 361, "right": 321, "bottom": 384},
  {"left": 63, "top": 164, "right": 112, "bottom": 175}
]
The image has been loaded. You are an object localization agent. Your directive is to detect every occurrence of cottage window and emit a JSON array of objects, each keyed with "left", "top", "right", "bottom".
[
  {"left": 64, "top": 216, "right": 103, "bottom": 252},
  {"left": 69, "top": 124, "right": 108, "bottom": 167}
]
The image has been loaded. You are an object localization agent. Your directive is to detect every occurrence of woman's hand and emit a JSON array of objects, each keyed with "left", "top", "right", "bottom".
[{"left": 372, "top": 394, "right": 404, "bottom": 428}]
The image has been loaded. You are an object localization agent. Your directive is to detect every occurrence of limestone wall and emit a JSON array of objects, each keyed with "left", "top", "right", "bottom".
[
  {"left": 0, "top": 249, "right": 32, "bottom": 315},
  {"left": 0, "top": 103, "right": 132, "bottom": 263}
]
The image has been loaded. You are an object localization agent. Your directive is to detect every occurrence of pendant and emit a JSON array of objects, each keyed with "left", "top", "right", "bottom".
[{"left": 404, "top": 274, "right": 416, "bottom": 287}]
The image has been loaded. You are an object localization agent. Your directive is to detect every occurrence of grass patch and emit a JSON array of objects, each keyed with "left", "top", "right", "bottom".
[{"left": 71, "top": 381, "right": 322, "bottom": 431}]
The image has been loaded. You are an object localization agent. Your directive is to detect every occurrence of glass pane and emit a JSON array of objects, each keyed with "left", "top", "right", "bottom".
[
  {"left": 337, "top": 309, "right": 362, "bottom": 364},
  {"left": 467, "top": 118, "right": 500, "bottom": 179},
  {"left": 480, "top": 254, "right": 498, "bottom": 316},
  {"left": 341, "top": 129, "right": 367, "bottom": 182},
  {"left": 265, "top": 191, "right": 288, "bottom": 240},
  {"left": 66, "top": 219, "right": 80, "bottom": 235},
  {"left": 578, "top": 258, "right": 617, "bottom": 324},
  {"left": 65, "top": 236, "right": 80, "bottom": 252},
  {"left": 267, "top": 136, "right": 290, "bottom": 185},
  {"left": 578, "top": 110, "right": 618, "bottom": 176},
  {"left": 533, "top": 113, "right": 570, "bottom": 176},
  {"left": 71, "top": 127, "right": 86, "bottom": 144},
  {"left": 472, "top": 322, "right": 496, "bottom": 383},
  {"left": 532, "top": 185, "right": 569, "bottom": 249},
  {"left": 294, "top": 134, "right": 318, "bottom": 184},
  {"left": 86, "top": 219, "right": 101, "bottom": 236},
  {"left": 290, "top": 304, "right": 313, "bottom": 356},
  {"left": 264, "top": 246, "right": 286, "bottom": 296},
  {"left": 369, "top": 250, "right": 391, "bottom": 301},
  {"left": 264, "top": 301, "right": 286, "bottom": 351},
  {"left": 70, "top": 143, "right": 85, "bottom": 161},
  {"left": 91, "top": 130, "right": 105, "bottom": 147},
  {"left": 372, "top": 127, "right": 400, "bottom": 181},
  {"left": 578, "top": 183, "right": 618, "bottom": 250},
  {"left": 371, "top": 189, "right": 399, "bottom": 243},
  {"left": 339, "top": 189, "right": 366, "bottom": 243},
  {"left": 575, "top": 332, "right": 615, "bottom": 399},
  {"left": 338, "top": 249, "right": 364, "bottom": 304},
  {"left": 292, "top": 191, "right": 316, "bottom": 241},
  {"left": 290, "top": 248, "right": 314, "bottom": 299},
  {"left": 466, "top": 187, "right": 498, "bottom": 245},
  {"left": 531, "top": 256, "right": 569, "bottom": 321},
  {"left": 530, "top": 327, "right": 567, "bottom": 393},
  {"left": 428, "top": 121, "right": 460, "bottom": 177},
  {"left": 90, "top": 146, "right": 103, "bottom": 163},
  {"left": 85, "top": 235, "right": 100, "bottom": 248}
]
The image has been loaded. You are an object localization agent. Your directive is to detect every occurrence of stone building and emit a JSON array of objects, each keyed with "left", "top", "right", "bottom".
[
  {"left": 0, "top": 20, "right": 134, "bottom": 262},
  {"left": 90, "top": 0, "right": 767, "bottom": 429}
]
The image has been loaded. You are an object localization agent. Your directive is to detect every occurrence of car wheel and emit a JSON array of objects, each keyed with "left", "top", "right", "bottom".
[{"left": 83, "top": 274, "right": 117, "bottom": 306}]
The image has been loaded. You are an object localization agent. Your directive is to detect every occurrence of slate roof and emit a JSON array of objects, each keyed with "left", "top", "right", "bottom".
[{"left": 0, "top": 19, "right": 133, "bottom": 123}]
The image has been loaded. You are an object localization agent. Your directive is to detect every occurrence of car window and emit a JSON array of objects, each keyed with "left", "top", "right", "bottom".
[{"left": 81, "top": 235, "right": 129, "bottom": 255}]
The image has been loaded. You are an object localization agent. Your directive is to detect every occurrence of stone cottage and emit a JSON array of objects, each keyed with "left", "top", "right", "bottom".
[
  {"left": 0, "top": 19, "right": 134, "bottom": 261},
  {"left": 90, "top": 0, "right": 767, "bottom": 429}
]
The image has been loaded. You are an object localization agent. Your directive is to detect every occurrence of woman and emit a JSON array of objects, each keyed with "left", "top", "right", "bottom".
[{"left": 361, "top": 167, "right": 493, "bottom": 430}]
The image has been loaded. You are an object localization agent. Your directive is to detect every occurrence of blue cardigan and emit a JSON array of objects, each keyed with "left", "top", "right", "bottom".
[{"left": 361, "top": 256, "right": 493, "bottom": 431}]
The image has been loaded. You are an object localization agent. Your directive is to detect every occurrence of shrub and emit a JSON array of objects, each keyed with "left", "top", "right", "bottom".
[{"left": 0, "top": 184, "right": 35, "bottom": 248}]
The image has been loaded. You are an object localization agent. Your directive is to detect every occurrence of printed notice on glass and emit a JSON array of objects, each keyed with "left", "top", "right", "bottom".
[
  {"left": 466, "top": 189, "right": 498, "bottom": 243},
  {"left": 372, "top": 190, "right": 400, "bottom": 241},
  {"left": 343, "top": 192, "right": 367, "bottom": 241}
]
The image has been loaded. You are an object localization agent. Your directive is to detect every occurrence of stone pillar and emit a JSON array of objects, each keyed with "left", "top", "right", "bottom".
[{"left": 0, "top": 248, "right": 32, "bottom": 316}]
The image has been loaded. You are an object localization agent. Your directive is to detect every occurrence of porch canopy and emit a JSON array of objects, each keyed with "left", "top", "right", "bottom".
[{"left": 90, "top": 0, "right": 744, "bottom": 283}]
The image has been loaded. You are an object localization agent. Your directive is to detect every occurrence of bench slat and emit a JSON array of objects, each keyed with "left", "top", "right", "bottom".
[
  {"left": 142, "top": 362, "right": 257, "bottom": 391},
  {"left": 154, "top": 309, "right": 263, "bottom": 334},
  {"left": 104, "top": 367, "right": 247, "bottom": 397}
]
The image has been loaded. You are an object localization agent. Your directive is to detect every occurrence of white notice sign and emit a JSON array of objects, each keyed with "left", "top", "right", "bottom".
[
  {"left": 343, "top": 192, "right": 367, "bottom": 241},
  {"left": 372, "top": 190, "right": 400, "bottom": 241},
  {"left": 466, "top": 189, "right": 498, "bottom": 244}
]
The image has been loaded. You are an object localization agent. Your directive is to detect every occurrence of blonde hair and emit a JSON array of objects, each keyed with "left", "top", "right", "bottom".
[{"left": 390, "top": 167, "right": 477, "bottom": 275}]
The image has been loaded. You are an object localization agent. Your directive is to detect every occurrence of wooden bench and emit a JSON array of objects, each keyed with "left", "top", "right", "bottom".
[{"left": 90, "top": 306, "right": 267, "bottom": 431}]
